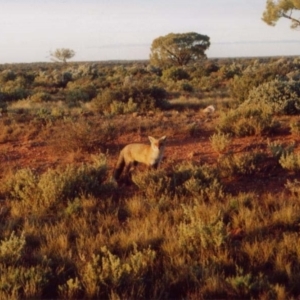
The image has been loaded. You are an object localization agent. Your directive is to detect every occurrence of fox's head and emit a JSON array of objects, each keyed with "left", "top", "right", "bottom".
[{"left": 148, "top": 136, "right": 167, "bottom": 151}]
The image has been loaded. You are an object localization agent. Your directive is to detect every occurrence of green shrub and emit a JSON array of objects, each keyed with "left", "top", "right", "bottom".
[
  {"left": 127, "top": 84, "right": 169, "bottom": 111},
  {"left": 0, "top": 231, "right": 26, "bottom": 264},
  {"left": 178, "top": 204, "right": 226, "bottom": 253},
  {"left": 162, "top": 67, "right": 190, "bottom": 81},
  {"left": 279, "top": 152, "right": 300, "bottom": 173},
  {"left": 105, "top": 97, "right": 137, "bottom": 116},
  {"left": 0, "top": 83, "right": 29, "bottom": 101},
  {"left": 51, "top": 71, "right": 73, "bottom": 88},
  {"left": 217, "top": 103, "right": 277, "bottom": 137},
  {"left": 0, "top": 264, "right": 50, "bottom": 299},
  {"left": 4, "top": 168, "right": 38, "bottom": 203},
  {"left": 78, "top": 245, "right": 155, "bottom": 298},
  {"left": 181, "top": 81, "right": 194, "bottom": 92},
  {"left": 290, "top": 120, "right": 300, "bottom": 135},
  {"left": 29, "top": 92, "right": 52, "bottom": 102},
  {"left": 92, "top": 84, "right": 169, "bottom": 114},
  {"left": 268, "top": 140, "right": 295, "bottom": 159},
  {"left": 18, "top": 71, "right": 36, "bottom": 87},
  {"left": 62, "top": 72, "right": 73, "bottom": 84},
  {"left": 65, "top": 83, "right": 97, "bottom": 107},
  {"left": 58, "top": 277, "right": 82, "bottom": 299},
  {"left": 229, "top": 74, "right": 263, "bottom": 103},
  {"left": 0, "top": 96, "right": 8, "bottom": 112},
  {"left": 229, "top": 61, "right": 290, "bottom": 103},
  {"left": 285, "top": 179, "right": 300, "bottom": 197},
  {"left": 192, "top": 61, "right": 219, "bottom": 77},
  {"left": 218, "top": 62, "right": 243, "bottom": 80},
  {"left": 132, "top": 162, "right": 223, "bottom": 201},
  {"left": 172, "top": 162, "right": 224, "bottom": 200},
  {"left": 0, "top": 70, "right": 16, "bottom": 82},
  {"left": 210, "top": 132, "right": 232, "bottom": 153},
  {"left": 243, "top": 80, "right": 300, "bottom": 115},
  {"left": 3, "top": 154, "right": 109, "bottom": 215},
  {"left": 132, "top": 169, "right": 172, "bottom": 198},
  {"left": 197, "top": 75, "right": 221, "bottom": 92},
  {"left": 218, "top": 152, "right": 265, "bottom": 177},
  {"left": 91, "top": 89, "right": 117, "bottom": 113},
  {"left": 50, "top": 119, "right": 118, "bottom": 152},
  {"left": 66, "top": 89, "right": 89, "bottom": 107}
]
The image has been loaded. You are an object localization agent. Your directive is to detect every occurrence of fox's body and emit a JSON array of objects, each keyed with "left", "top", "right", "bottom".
[{"left": 114, "top": 136, "right": 167, "bottom": 180}]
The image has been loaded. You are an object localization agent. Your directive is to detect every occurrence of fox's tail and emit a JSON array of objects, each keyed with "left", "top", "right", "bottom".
[{"left": 113, "top": 152, "right": 125, "bottom": 180}]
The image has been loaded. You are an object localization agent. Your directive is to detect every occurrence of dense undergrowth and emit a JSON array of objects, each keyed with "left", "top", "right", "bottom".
[
  {"left": 1, "top": 156, "right": 300, "bottom": 299},
  {"left": 0, "top": 57, "right": 300, "bottom": 299}
]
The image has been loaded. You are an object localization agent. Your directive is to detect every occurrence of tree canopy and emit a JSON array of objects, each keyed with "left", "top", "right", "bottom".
[
  {"left": 262, "top": 0, "right": 300, "bottom": 28},
  {"left": 150, "top": 32, "right": 210, "bottom": 68},
  {"left": 50, "top": 48, "right": 76, "bottom": 63}
]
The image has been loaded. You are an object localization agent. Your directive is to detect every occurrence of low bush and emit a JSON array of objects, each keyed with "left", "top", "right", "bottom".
[
  {"left": 279, "top": 152, "right": 300, "bottom": 173},
  {"left": 218, "top": 152, "right": 266, "bottom": 177},
  {"left": 49, "top": 118, "right": 118, "bottom": 152},
  {"left": 217, "top": 103, "right": 277, "bottom": 137},
  {"left": 104, "top": 97, "right": 137, "bottom": 116},
  {"left": 290, "top": 120, "right": 300, "bottom": 135},
  {"left": 243, "top": 80, "right": 300, "bottom": 115},
  {"left": 268, "top": 140, "right": 295, "bottom": 160},
  {"left": 91, "top": 84, "right": 169, "bottom": 114},
  {"left": 0, "top": 70, "right": 16, "bottom": 82},
  {"left": 29, "top": 91, "right": 52, "bottom": 102},
  {"left": 2, "top": 154, "right": 109, "bottom": 217},
  {"left": 210, "top": 132, "right": 232, "bottom": 153},
  {"left": 133, "top": 162, "right": 223, "bottom": 202},
  {"left": 162, "top": 67, "right": 190, "bottom": 81},
  {"left": 229, "top": 60, "right": 291, "bottom": 103}
]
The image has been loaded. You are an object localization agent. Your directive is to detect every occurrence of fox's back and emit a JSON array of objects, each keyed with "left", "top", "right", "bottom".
[
  {"left": 123, "top": 136, "right": 166, "bottom": 166},
  {"left": 122, "top": 143, "right": 155, "bottom": 165}
]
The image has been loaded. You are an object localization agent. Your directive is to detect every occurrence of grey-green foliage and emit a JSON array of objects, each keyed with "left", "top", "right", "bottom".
[
  {"left": 79, "top": 244, "right": 155, "bottom": 298},
  {"left": 279, "top": 152, "right": 300, "bottom": 173},
  {"left": 3, "top": 154, "right": 108, "bottom": 208},
  {"left": 178, "top": 204, "right": 226, "bottom": 252},
  {"left": 218, "top": 152, "right": 266, "bottom": 177},
  {"left": 243, "top": 80, "right": 300, "bottom": 115},
  {"left": 0, "top": 70, "right": 16, "bottom": 82},
  {"left": 229, "top": 59, "right": 295, "bottom": 103},
  {"left": 216, "top": 103, "right": 276, "bottom": 137},
  {"left": 0, "top": 231, "right": 26, "bottom": 264},
  {"left": 268, "top": 140, "right": 295, "bottom": 159},
  {"left": 132, "top": 162, "right": 223, "bottom": 201},
  {"left": 173, "top": 162, "right": 223, "bottom": 200},
  {"left": 162, "top": 67, "right": 190, "bottom": 81}
]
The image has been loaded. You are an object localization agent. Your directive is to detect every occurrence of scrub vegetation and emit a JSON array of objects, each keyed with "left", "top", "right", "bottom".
[{"left": 1, "top": 56, "right": 300, "bottom": 299}]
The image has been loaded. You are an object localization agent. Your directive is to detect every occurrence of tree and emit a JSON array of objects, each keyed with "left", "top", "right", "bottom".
[
  {"left": 50, "top": 48, "right": 75, "bottom": 63},
  {"left": 262, "top": 0, "right": 300, "bottom": 28},
  {"left": 150, "top": 32, "right": 210, "bottom": 68}
]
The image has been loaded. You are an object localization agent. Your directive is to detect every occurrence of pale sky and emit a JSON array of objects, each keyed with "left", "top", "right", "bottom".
[{"left": 1, "top": 0, "right": 300, "bottom": 64}]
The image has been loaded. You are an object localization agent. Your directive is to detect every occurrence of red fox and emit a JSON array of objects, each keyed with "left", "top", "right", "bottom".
[{"left": 113, "top": 136, "right": 167, "bottom": 180}]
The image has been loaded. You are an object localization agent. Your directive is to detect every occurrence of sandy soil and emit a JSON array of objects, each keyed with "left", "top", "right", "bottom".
[{"left": 0, "top": 114, "right": 299, "bottom": 196}]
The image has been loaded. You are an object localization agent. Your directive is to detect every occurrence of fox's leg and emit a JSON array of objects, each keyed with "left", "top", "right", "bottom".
[
  {"left": 152, "top": 162, "right": 159, "bottom": 169},
  {"left": 129, "top": 161, "right": 139, "bottom": 174},
  {"left": 124, "top": 163, "right": 132, "bottom": 176}
]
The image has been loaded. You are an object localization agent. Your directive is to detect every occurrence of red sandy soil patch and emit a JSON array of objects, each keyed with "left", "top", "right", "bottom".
[{"left": 0, "top": 114, "right": 299, "bottom": 196}]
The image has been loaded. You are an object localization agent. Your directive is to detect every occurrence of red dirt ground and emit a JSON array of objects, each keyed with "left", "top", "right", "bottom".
[{"left": 0, "top": 114, "right": 299, "bottom": 197}]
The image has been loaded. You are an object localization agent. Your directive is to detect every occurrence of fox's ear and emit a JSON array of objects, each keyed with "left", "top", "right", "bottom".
[
  {"left": 148, "top": 136, "right": 155, "bottom": 143},
  {"left": 160, "top": 136, "right": 167, "bottom": 141}
]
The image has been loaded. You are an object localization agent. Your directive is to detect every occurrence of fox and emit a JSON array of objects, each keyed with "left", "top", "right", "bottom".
[{"left": 113, "top": 135, "right": 167, "bottom": 180}]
